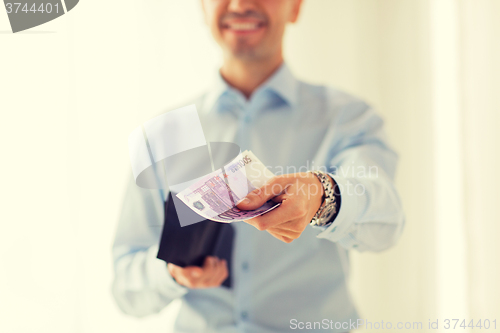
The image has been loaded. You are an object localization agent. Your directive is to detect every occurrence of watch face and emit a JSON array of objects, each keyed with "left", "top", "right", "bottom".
[{"left": 319, "top": 204, "right": 336, "bottom": 222}]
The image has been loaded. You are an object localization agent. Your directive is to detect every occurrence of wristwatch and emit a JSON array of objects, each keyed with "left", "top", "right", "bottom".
[{"left": 309, "top": 170, "right": 339, "bottom": 227}]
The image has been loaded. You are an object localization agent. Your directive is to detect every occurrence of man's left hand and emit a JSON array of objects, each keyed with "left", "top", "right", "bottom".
[{"left": 236, "top": 172, "right": 324, "bottom": 243}]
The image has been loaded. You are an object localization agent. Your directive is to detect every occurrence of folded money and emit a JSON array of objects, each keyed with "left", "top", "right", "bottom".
[{"left": 176, "top": 150, "right": 280, "bottom": 222}]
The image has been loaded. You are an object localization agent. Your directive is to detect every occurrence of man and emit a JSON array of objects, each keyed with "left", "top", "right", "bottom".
[{"left": 112, "top": 0, "right": 405, "bottom": 332}]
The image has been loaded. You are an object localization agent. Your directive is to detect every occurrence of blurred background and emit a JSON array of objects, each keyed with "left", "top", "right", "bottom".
[{"left": 1, "top": 0, "right": 499, "bottom": 332}]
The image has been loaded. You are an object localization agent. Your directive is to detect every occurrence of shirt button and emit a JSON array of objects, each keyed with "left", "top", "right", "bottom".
[
  {"left": 242, "top": 262, "right": 249, "bottom": 271},
  {"left": 241, "top": 311, "right": 248, "bottom": 320}
]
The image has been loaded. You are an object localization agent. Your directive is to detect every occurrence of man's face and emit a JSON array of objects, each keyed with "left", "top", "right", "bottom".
[{"left": 202, "top": 0, "right": 302, "bottom": 61}]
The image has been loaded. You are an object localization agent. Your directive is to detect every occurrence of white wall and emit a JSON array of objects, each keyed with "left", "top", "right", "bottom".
[{"left": 1, "top": 1, "right": 498, "bottom": 332}]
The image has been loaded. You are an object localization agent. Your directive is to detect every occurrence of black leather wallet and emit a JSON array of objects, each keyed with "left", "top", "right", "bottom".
[{"left": 156, "top": 192, "right": 234, "bottom": 288}]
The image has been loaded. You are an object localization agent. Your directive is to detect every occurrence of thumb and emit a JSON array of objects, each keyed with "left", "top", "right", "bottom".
[{"left": 237, "top": 176, "right": 290, "bottom": 210}]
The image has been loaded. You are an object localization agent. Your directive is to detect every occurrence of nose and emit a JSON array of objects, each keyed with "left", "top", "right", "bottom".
[{"left": 227, "top": 0, "right": 258, "bottom": 14}]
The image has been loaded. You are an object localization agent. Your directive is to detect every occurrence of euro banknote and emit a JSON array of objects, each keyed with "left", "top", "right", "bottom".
[{"left": 176, "top": 150, "right": 280, "bottom": 222}]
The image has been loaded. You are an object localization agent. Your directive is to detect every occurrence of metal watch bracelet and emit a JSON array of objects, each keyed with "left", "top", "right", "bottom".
[{"left": 309, "top": 170, "right": 338, "bottom": 227}]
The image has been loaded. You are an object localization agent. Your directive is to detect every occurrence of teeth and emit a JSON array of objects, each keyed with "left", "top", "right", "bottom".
[{"left": 228, "top": 23, "right": 259, "bottom": 30}]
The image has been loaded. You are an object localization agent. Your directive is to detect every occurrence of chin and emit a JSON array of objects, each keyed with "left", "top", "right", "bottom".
[
  {"left": 223, "top": 41, "right": 263, "bottom": 59},
  {"left": 229, "top": 48, "right": 261, "bottom": 60}
]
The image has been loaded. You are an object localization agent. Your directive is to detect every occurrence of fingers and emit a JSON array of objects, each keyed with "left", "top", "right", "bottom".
[
  {"left": 237, "top": 176, "right": 294, "bottom": 210},
  {"left": 204, "top": 257, "right": 228, "bottom": 286},
  {"left": 167, "top": 257, "right": 228, "bottom": 289},
  {"left": 245, "top": 196, "right": 308, "bottom": 231},
  {"left": 267, "top": 229, "right": 295, "bottom": 243},
  {"left": 272, "top": 194, "right": 287, "bottom": 203},
  {"left": 266, "top": 221, "right": 303, "bottom": 243},
  {"left": 201, "top": 257, "right": 228, "bottom": 287},
  {"left": 268, "top": 225, "right": 302, "bottom": 238},
  {"left": 168, "top": 263, "right": 202, "bottom": 279},
  {"left": 236, "top": 173, "right": 323, "bottom": 244},
  {"left": 168, "top": 263, "right": 202, "bottom": 288}
]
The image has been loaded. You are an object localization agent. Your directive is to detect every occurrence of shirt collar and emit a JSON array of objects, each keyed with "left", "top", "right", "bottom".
[
  {"left": 202, "top": 62, "right": 298, "bottom": 114},
  {"left": 256, "top": 62, "right": 298, "bottom": 107}
]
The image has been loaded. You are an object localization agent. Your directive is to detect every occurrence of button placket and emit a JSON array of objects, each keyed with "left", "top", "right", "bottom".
[{"left": 232, "top": 223, "right": 253, "bottom": 323}]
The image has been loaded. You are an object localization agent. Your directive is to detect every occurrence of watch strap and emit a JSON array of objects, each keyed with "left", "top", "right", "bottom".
[{"left": 310, "top": 170, "right": 338, "bottom": 227}]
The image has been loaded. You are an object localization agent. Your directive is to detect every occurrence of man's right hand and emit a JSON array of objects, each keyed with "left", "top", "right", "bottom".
[{"left": 167, "top": 256, "right": 228, "bottom": 289}]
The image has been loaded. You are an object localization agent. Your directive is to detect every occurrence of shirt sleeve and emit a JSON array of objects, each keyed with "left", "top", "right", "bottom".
[
  {"left": 315, "top": 99, "right": 405, "bottom": 252},
  {"left": 111, "top": 175, "right": 188, "bottom": 317}
]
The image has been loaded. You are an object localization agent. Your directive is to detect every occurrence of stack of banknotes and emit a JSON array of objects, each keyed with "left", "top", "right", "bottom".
[{"left": 176, "top": 150, "right": 280, "bottom": 222}]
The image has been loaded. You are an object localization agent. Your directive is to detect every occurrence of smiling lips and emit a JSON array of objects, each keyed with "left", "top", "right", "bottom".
[{"left": 222, "top": 21, "right": 266, "bottom": 32}]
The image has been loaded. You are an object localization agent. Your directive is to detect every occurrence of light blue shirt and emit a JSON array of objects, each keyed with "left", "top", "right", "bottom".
[{"left": 112, "top": 63, "right": 405, "bottom": 332}]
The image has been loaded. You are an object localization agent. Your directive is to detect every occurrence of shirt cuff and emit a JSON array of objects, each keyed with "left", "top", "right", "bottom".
[
  {"left": 146, "top": 244, "right": 189, "bottom": 298},
  {"left": 315, "top": 174, "right": 367, "bottom": 242}
]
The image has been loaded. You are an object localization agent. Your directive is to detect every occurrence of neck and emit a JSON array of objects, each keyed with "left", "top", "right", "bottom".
[{"left": 220, "top": 52, "right": 284, "bottom": 99}]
